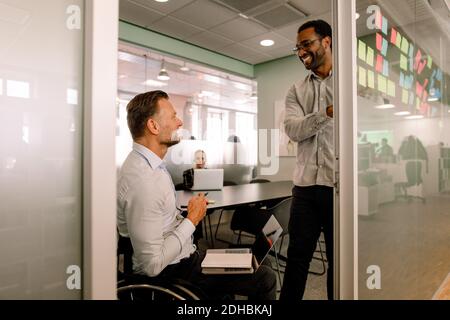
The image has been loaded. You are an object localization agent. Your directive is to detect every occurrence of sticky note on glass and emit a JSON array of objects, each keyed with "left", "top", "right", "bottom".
[
  {"left": 390, "top": 28, "right": 397, "bottom": 44},
  {"left": 367, "top": 70, "right": 375, "bottom": 88},
  {"left": 396, "top": 33, "right": 402, "bottom": 48},
  {"left": 358, "top": 40, "right": 366, "bottom": 61},
  {"left": 366, "top": 47, "right": 374, "bottom": 66},
  {"left": 376, "top": 54, "right": 383, "bottom": 72},
  {"left": 399, "top": 72, "right": 405, "bottom": 88},
  {"left": 388, "top": 80, "right": 395, "bottom": 97},
  {"left": 400, "top": 54, "right": 408, "bottom": 71},
  {"left": 381, "top": 38, "right": 388, "bottom": 56},
  {"left": 402, "top": 89, "right": 409, "bottom": 104},
  {"left": 427, "top": 55, "right": 432, "bottom": 68},
  {"left": 378, "top": 74, "right": 387, "bottom": 94},
  {"left": 383, "top": 60, "right": 389, "bottom": 77},
  {"left": 382, "top": 17, "right": 388, "bottom": 35},
  {"left": 358, "top": 66, "right": 367, "bottom": 87},
  {"left": 376, "top": 33, "right": 383, "bottom": 52},
  {"left": 401, "top": 37, "right": 409, "bottom": 54}
]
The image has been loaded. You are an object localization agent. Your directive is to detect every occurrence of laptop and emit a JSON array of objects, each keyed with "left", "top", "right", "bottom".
[
  {"left": 201, "top": 215, "right": 283, "bottom": 274},
  {"left": 190, "top": 169, "right": 224, "bottom": 191}
]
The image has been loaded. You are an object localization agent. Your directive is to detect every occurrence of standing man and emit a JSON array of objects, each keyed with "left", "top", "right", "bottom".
[
  {"left": 280, "top": 20, "right": 334, "bottom": 300},
  {"left": 117, "top": 90, "right": 276, "bottom": 299}
]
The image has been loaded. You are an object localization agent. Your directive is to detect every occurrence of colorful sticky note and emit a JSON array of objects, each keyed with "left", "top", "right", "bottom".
[
  {"left": 376, "top": 54, "right": 383, "bottom": 72},
  {"left": 376, "top": 11, "right": 383, "bottom": 29},
  {"left": 409, "top": 92, "right": 415, "bottom": 105},
  {"left": 358, "top": 40, "right": 366, "bottom": 61},
  {"left": 383, "top": 60, "right": 389, "bottom": 77},
  {"left": 405, "top": 74, "right": 414, "bottom": 90},
  {"left": 400, "top": 54, "right": 408, "bottom": 71},
  {"left": 414, "top": 49, "right": 422, "bottom": 70},
  {"left": 381, "top": 38, "right": 388, "bottom": 56},
  {"left": 366, "top": 47, "right": 374, "bottom": 66},
  {"left": 382, "top": 17, "right": 388, "bottom": 35},
  {"left": 399, "top": 72, "right": 405, "bottom": 88},
  {"left": 367, "top": 70, "right": 375, "bottom": 88},
  {"left": 376, "top": 33, "right": 383, "bottom": 51},
  {"left": 401, "top": 37, "right": 409, "bottom": 54},
  {"left": 378, "top": 74, "right": 387, "bottom": 94},
  {"left": 402, "top": 89, "right": 409, "bottom": 104},
  {"left": 390, "top": 28, "right": 397, "bottom": 45},
  {"left": 396, "top": 33, "right": 402, "bottom": 48},
  {"left": 388, "top": 80, "right": 396, "bottom": 97},
  {"left": 427, "top": 55, "right": 432, "bottom": 68},
  {"left": 358, "top": 66, "right": 367, "bottom": 87}
]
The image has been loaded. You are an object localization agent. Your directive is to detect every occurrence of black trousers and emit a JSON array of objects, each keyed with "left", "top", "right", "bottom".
[
  {"left": 280, "top": 185, "right": 334, "bottom": 300},
  {"left": 160, "top": 249, "right": 277, "bottom": 300}
]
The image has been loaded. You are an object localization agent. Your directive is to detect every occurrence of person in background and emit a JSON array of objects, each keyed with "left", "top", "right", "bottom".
[
  {"left": 377, "top": 138, "right": 394, "bottom": 162},
  {"left": 281, "top": 19, "right": 334, "bottom": 301},
  {"left": 117, "top": 90, "right": 276, "bottom": 299},
  {"left": 194, "top": 149, "right": 207, "bottom": 169}
]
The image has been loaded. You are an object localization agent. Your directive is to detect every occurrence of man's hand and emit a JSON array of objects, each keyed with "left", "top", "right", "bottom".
[
  {"left": 326, "top": 105, "right": 333, "bottom": 118},
  {"left": 186, "top": 193, "right": 208, "bottom": 226}
]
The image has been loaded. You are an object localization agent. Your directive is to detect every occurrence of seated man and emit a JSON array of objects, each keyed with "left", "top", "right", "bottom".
[{"left": 117, "top": 90, "right": 276, "bottom": 300}]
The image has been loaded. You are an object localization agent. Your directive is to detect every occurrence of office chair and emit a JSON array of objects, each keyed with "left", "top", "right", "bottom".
[
  {"left": 395, "top": 160, "right": 426, "bottom": 203},
  {"left": 117, "top": 233, "right": 206, "bottom": 300}
]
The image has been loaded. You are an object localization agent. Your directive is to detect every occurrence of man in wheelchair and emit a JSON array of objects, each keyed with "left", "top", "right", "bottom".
[{"left": 117, "top": 90, "right": 276, "bottom": 300}]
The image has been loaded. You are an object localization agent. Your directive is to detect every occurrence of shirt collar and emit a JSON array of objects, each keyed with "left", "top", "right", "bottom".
[
  {"left": 310, "top": 69, "right": 333, "bottom": 80},
  {"left": 133, "top": 142, "right": 164, "bottom": 170}
]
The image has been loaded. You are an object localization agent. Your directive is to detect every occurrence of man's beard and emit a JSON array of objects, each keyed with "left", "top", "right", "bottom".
[
  {"left": 301, "top": 46, "right": 325, "bottom": 71},
  {"left": 161, "top": 130, "right": 181, "bottom": 147}
]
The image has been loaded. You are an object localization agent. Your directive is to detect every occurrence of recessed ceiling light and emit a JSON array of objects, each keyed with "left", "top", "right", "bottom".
[
  {"left": 260, "top": 39, "right": 274, "bottom": 47},
  {"left": 394, "top": 111, "right": 411, "bottom": 116},
  {"left": 375, "top": 104, "right": 395, "bottom": 109},
  {"left": 142, "top": 79, "right": 167, "bottom": 87},
  {"left": 405, "top": 115, "right": 424, "bottom": 120},
  {"left": 154, "top": 0, "right": 169, "bottom": 3}
]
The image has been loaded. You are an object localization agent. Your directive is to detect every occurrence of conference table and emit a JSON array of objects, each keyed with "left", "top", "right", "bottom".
[
  {"left": 176, "top": 180, "right": 294, "bottom": 210},
  {"left": 176, "top": 180, "right": 294, "bottom": 248}
]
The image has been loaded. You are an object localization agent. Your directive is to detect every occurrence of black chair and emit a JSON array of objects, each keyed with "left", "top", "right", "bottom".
[
  {"left": 395, "top": 160, "right": 426, "bottom": 203},
  {"left": 117, "top": 233, "right": 206, "bottom": 300}
]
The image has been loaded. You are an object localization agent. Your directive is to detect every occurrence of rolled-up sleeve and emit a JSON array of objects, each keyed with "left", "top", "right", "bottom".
[{"left": 284, "top": 84, "right": 331, "bottom": 143}]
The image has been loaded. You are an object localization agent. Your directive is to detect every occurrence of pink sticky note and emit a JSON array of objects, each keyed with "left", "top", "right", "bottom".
[
  {"left": 376, "top": 54, "right": 383, "bottom": 72},
  {"left": 390, "top": 28, "right": 397, "bottom": 44},
  {"left": 414, "top": 49, "right": 422, "bottom": 71},
  {"left": 376, "top": 33, "right": 383, "bottom": 51}
]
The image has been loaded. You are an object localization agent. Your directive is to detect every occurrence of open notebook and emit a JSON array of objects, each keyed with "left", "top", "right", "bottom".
[{"left": 201, "top": 215, "right": 283, "bottom": 274}]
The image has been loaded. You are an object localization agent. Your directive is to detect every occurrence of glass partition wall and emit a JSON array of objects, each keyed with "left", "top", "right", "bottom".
[
  {"left": 355, "top": 0, "right": 450, "bottom": 299},
  {"left": 117, "top": 42, "right": 258, "bottom": 179}
]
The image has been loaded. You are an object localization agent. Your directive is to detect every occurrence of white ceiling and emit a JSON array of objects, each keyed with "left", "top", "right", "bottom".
[{"left": 119, "top": 0, "right": 332, "bottom": 64}]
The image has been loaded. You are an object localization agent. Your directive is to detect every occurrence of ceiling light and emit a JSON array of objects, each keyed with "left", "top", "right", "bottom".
[
  {"left": 375, "top": 103, "right": 395, "bottom": 109},
  {"left": 355, "top": 12, "right": 360, "bottom": 19},
  {"left": 394, "top": 111, "right": 411, "bottom": 116},
  {"left": 260, "top": 39, "right": 274, "bottom": 47},
  {"left": 239, "top": 13, "right": 249, "bottom": 19},
  {"left": 180, "top": 62, "right": 190, "bottom": 72},
  {"left": 154, "top": 0, "right": 169, "bottom": 3},
  {"left": 157, "top": 59, "right": 170, "bottom": 81},
  {"left": 405, "top": 115, "right": 424, "bottom": 120},
  {"left": 142, "top": 79, "right": 167, "bottom": 87}
]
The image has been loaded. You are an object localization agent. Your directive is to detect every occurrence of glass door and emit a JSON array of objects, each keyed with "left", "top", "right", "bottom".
[{"left": 354, "top": 0, "right": 450, "bottom": 299}]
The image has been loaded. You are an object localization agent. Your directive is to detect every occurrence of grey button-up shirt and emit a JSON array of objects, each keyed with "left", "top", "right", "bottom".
[{"left": 284, "top": 71, "right": 334, "bottom": 187}]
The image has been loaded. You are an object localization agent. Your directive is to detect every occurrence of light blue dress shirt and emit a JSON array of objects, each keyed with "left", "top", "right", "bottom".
[{"left": 117, "top": 142, "right": 196, "bottom": 277}]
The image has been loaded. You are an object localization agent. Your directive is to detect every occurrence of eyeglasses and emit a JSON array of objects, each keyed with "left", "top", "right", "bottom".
[{"left": 292, "top": 38, "right": 321, "bottom": 53}]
